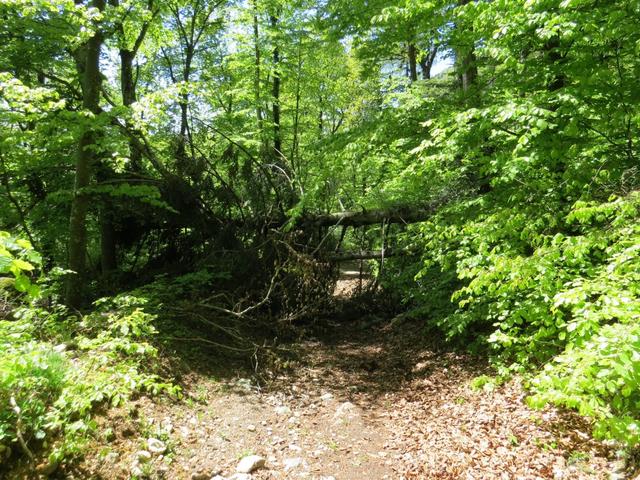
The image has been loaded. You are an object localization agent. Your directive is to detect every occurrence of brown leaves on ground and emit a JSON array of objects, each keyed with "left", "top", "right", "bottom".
[
  {"left": 367, "top": 320, "right": 614, "bottom": 480},
  {"left": 383, "top": 370, "right": 612, "bottom": 479}
]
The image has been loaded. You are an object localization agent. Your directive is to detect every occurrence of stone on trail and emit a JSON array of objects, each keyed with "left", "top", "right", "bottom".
[
  {"left": 235, "top": 378, "right": 253, "bottom": 392},
  {"left": 161, "top": 418, "right": 174, "bottom": 433},
  {"left": 131, "top": 464, "right": 144, "bottom": 477},
  {"left": 229, "top": 474, "right": 252, "bottom": 480},
  {"left": 136, "top": 450, "right": 152, "bottom": 462},
  {"left": 191, "top": 473, "right": 210, "bottom": 480},
  {"left": 283, "top": 457, "right": 304, "bottom": 471},
  {"left": 104, "top": 452, "right": 120, "bottom": 464},
  {"left": 274, "top": 405, "right": 291, "bottom": 415},
  {"left": 236, "top": 454, "right": 265, "bottom": 473},
  {"left": 333, "top": 401, "right": 358, "bottom": 420},
  {"left": 193, "top": 469, "right": 222, "bottom": 480},
  {"left": 147, "top": 437, "right": 167, "bottom": 454}
]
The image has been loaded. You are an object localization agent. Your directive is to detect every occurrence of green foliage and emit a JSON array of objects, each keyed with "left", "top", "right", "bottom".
[
  {"left": 0, "top": 265, "right": 179, "bottom": 464},
  {"left": 0, "top": 341, "right": 66, "bottom": 449},
  {"left": 530, "top": 322, "right": 640, "bottom": 446},
  {"left": 422, "top": 193, "right": 639, "bottom": 360},
  {"left": 0, "top": 232, "right": 42, "bottom": 298},
  {"left": 470, "top": 375, "right": 505, "bottom": 393},
  {"left": 363, "top": 0, "right": 640, "bottom": 448}
]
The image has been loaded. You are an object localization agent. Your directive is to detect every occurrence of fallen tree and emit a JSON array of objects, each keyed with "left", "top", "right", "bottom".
[
  {"left": 300, "top": 204, "right": 441, "bottom": 228},
  {"left": 324, "top": 248, "right": 419, "bottom": 262}
]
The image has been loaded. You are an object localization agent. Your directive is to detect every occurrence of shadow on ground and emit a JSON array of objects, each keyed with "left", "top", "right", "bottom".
[{"left": 263, "top": 301, "right": 487, "bottom": 404}]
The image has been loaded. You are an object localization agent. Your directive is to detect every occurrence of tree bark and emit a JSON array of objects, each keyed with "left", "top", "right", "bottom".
[
  {"left": 461, "top": 48, "right": 477, "bottom": 92},
  {"left": 120, "top": 48, "right": 142, "bottom": 169},
  {"left": 253, "top": 3, "right": 263, "bottom": 134},
  {"left": 99, "top": 205, "right": 117, "bottom": 273},
  {"left": 66, "top": 0, "right": 105, "bottom": 307},
  {"left": 270, "top": 14, "right": 282, "bottom": 160},
  {"left": 419, "top": 46, "right": 438, "bottom": 80},
  {"left": 457, "top": 0, "right": 477, "bottom": 93},
  {"left": 0, "top": 155, "right": 37, "bottom": 248},
  {"left": 290, "top": 39, "right": 303, "bottom": 173},
  {"left": 96, "top": 165, "right": 117, "bottom": 274},
  {"left": 408, "top": 43, "right": 418, "bottom": 82},
  {"left": 544, "top": 36, "right": 566, "bottom": 92},
  {"left": 113, "top": 0, "right": 154, "bottom": 170},
  {"left": 176, "top": 45, "right": 194, "bottom": 169}
]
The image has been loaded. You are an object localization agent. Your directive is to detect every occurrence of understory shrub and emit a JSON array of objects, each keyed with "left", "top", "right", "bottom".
[
  {"left": 401, "top": 192, "right": 640, "bottom": 447},
  {"left": 0, "top": 231, "right": 179, "bottom": 466}
]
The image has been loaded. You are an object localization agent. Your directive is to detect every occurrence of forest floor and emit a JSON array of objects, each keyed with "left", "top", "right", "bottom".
[{"left": 56, "top": 273, "right": 625, "bottom": 480}]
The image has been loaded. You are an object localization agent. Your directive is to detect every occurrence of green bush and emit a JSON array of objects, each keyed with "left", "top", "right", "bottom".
[
  {"left": 0, "top": 343, "right": 66, "bottom": 449},
  {"left": 530, "top": 322, "right": 640, "bottom": 446},
  {"left": 406, "top": 191, "right": 640, "bottom": 446},
  {"left": 0, "top": 233, "right": 180, "bottom": 465},
  {"left": 0, "top": 296, "right": 180, "bottom": 464}
]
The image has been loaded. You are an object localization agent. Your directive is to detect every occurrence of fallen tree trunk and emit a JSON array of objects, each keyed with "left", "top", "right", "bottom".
[
  {"left": 324, "top": 248, "right": 418, "bottom": 262},
  {"left": 235, "top": 194, "right": 458, "bottom": 231},
  {"left": 298, "top": 192, "right": 457, "bottom": 229},
  {"left": 302, "top": 205, "right": 438, "bottom": 228},
  {"left": 300, "top": 207, "right": 435, "bottom": 227}
]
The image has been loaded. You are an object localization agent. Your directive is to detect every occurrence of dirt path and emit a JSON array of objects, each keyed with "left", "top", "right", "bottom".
[{"left": 74, "top": 314, "right": 623, "bottom": 480}]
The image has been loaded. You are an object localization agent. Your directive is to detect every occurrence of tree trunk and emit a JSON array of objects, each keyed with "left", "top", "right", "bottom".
[
  {"left": 290, "top": 40, "right": 302, "bottom": 173},
  {"left": 461, "top": 49, "right": 477, "bottom": 92},
  {"left": 457, "top": 0, "right": 478, "bottom": 93},
  {"left": 300, "top": 200, "right": 447, "bottom": 229},
  {"left": 176, "top": 48, "right": 193, "bottom": 169},
  {"left": 66, "top": 0, "right": 105, "bottom": 308},
  {"left": 113, "top": 0, "right": 153, "bottom": 171},
  {"left": 175, "top": 32, "right": 194, "bottom": 174},
  {"left": 408, "top": 43, "right": 418, "bottom": 82},
  {"left": 419, "top": 46, "right": 438, "bottom": 80},
  {"left": 0, "top": 157, "right": 36, "bottom": 248},
  {"left": 458, "top": 0, "right": 478, "bottom": 92},
  {"left": 253, "top": 3, "right": 263, "bottom": 133},
  {"left": 270, "top": 14, "right": 282, "bottom": 160},
  {"left": 96, "top": 165, "right": 117, "bottom": 274},
  {"left": 544, "top": 36, "right": 566, "bottom": 92},
  {"left": 100, "top": 206, "right": 117, "bottom": 273},
  {"left": 120, "top": 48, "right": 135, "bottom": 103},
  {"left": 120, "top": 48, "right": 142, "bottom": 170},
  {"left": 100, "top": 0, "right": 154, "bottom": 276}
]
